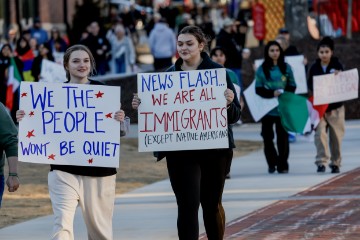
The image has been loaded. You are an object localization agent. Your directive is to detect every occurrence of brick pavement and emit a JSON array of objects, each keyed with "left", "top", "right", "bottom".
[{"left": 201, "top": 167, "right": 360, "bottom": 240}]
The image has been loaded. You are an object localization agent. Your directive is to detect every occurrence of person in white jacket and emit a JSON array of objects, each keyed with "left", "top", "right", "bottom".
[
  {"left": 107, "top": 24, "right": 136, "bottom": 74},
  {"left": 149, "top": 17, "right": 176, "bottom": 71}
]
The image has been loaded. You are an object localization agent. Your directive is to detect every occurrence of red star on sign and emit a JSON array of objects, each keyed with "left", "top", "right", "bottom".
[
  {"left": 26, "top": 130, "right": 35, "bottom": 138},
  {"left": 21, "top": 92, "right": 28, "bottom": 97},
  {"left": 29, "top": 111, "right": 35, "bottom": 117},
  {"left": 88, "top": 158, "right": 93, "bottom": 164},
  {"left": 95, "top": 91, "right": 104, "bottom": 98},
  {"left": 48, "top": 154, "right": 56, "bottom": 160},
  {"left": 105, "top": 112, "right": 112, "bottom": 118}
]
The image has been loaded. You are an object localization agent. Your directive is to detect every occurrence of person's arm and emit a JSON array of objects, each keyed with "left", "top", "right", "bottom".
[
  {"left": 255, "top": 67, "right": 276, "bottom": 98},
  {"left": 6, "top": 156, "right": 20, "bottom": 192}
]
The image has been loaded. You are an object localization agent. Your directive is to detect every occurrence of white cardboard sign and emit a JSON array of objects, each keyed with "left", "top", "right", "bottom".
[
  {"left": 18, "top": 82, "right": 121, "bottom": 167},
  {"left": 137, "top": 69, "right": 229, "bottom": 152},
  {"left": 313, "top": 68, "right": 359, "bottom": 105}
]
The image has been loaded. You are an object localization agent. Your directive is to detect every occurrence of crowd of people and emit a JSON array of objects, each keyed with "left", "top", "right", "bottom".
[{"left": 0, "top": 2, "right": 348, "bottom": 240}]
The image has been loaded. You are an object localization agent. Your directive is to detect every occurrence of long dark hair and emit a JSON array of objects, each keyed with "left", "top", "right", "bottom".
[{"left": 262, "top": 41, "right": 287, "bottom": 80}]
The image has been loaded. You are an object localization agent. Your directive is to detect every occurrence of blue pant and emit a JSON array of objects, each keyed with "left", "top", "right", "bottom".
[{"left": 0, "top": 175, "right": 4, "bottom": 207}]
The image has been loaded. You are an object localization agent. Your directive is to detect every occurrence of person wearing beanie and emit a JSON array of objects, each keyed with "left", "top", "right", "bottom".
[{"left": 307, "top": 36, "right": 345, "bottom": 174}]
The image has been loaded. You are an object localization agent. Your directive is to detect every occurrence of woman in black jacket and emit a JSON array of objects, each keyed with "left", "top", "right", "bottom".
[
  {"left": 132, "top": 26, "right": 241, "bottom": 240},
  {"left": 307, "top": 37, "right": 345, "bottom": 174}
]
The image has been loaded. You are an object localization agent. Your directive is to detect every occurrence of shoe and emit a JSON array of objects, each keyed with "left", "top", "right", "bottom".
[
  {"left": 317, "top": 165, "right": 326, "bottom": 173},
  {"left": 268, "top": 167, "right": 276, "bottom": 174},
  {"left": 277, "top": 169, "right": 289, "bottom": 174},
  {"left": 331, "top": 166, "right": 340, "bottom": 174},
  {"left": 226, "top": 173, "right": 231, "bottom": 179},
  {"left": 288, "top": 133, "right": 296, "bottom": 143}
]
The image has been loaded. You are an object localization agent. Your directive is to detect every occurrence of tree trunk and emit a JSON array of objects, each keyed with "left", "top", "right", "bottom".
[{"left": 284, "top": 0, "right": 309, "bottom": 40}]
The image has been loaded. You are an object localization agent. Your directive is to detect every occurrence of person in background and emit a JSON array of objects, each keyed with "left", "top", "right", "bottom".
[
  {"left": 255, "top": 41, "right": 296, "bottom": 174},
  {"left": 29, "top": 18, "right": 49, "bottom": 45},
  {"left": 0, "top": 44, "right": 24, "bottom": 122},
  {"left": 15, "top": 36, "right": 35, "bottom": 82},
  {"left": 0, "top": 102, "right": 20, "bottom": 208},
  {"left": 31, "top": 42, "right": 55, "bottom": 82},
  {"left": 47, "top": 27, "right": 68, "bottom": 54},
  {"left": 210, "top": 46, "right": 244, "bottom": 180},
  {"left": 216, "top": 18, "right": 243, "bottom": 91},
  {"left": 307, "top": 36, "right": 344, "bottom": 174},
  {"left": 106, "top": 24, "right": 136, "bottom": 74},
  {"left": 149, "top": 17, "right": 176, "bottom": 71},
  {"left": 17, "top": 44, "right": 126, "bottom": 239},
  {"left": 81, "top": 21, "right": 111, "bottom": 75},
  {"left": 132, "top": 26, "right": 241, "bottom": 240}
]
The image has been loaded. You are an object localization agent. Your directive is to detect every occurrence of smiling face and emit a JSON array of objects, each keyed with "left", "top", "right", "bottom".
[
  {"left": 268, "top": 44, "right": 280, "bottom": 62},
  {"left": 65, "top": 50, "right": 91, "bottom": 82},
  {"left": 177, "top": 33, "right": 204, "bottom": 62},
  {"left": 318, "top": 46, "right": 333, "bottom": 65}
]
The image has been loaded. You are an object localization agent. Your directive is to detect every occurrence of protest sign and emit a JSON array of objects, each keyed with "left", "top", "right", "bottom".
[
  {"left": 137, "top": 69, "right": 229, "bottom": 152},
  {"left": 254, "top": 55, "right": 308, "bottom": 94},
  {"left": 18, "top": 82, "right": 121, "bottom": 168},
  {"left": 243, "top": 80, "right": 279, "bottom": 122},
  {"left": 40, "top": 59, "right": 67, "bottom": 83},
  {"left": 313, "top": 68, "right": 359, "bottom": 105}
]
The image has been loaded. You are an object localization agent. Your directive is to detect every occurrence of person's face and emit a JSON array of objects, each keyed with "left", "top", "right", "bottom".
[
  {"left": 211, "top": 50, "right": 226, "bottom": 66},
  {"left": 318, "top": 46, "right": 333, "bottom": 64},
  {"left": 66, "top": 50, "right": 91, "bottom": 80},
  {"left": 20, "top": 39, "right": 27, "bottom": 48},
  {"left": 39, "top": 45, "right": 49, "bottom": 56},
  {"left": 1, "top": 46, "right": 11, "bottom": 57},
  {"left": 89, "top": 22, "right": 100, "bottom": 35},
  {"left": 177, "top": 34, "right": 204, "bottom": 62},
  {"left": 268, "top": 45, "right": 280, "bottom": 61}
]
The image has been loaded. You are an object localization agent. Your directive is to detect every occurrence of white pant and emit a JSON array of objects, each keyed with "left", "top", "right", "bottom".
[{"left": 48, "top": 170, "right": 116, "bottom": 240}]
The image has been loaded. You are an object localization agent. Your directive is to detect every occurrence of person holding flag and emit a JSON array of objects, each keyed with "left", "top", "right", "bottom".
[
  {"left": 307, "top": 36, "right": 345, "bottom": 174},
  {"left": 255, "top": 41, "right": 296, "bottom": 174},
  {"left": 0, "top": 44, "right": 23, "bottom": 123}
]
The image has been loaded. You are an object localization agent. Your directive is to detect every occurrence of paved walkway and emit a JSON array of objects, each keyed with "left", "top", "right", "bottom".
[{"left": 1, "top": 120, "right": 359, "bottom": 240}]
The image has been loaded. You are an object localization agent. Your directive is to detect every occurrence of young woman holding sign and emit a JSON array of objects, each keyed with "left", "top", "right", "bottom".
[
  {"left": 132, "top": 26, "right": 241, "bottom": 240},
  {"left": 255, "top": 41, "right": 296, "bottom": 174},
  {"left": 307, "top": 37, "right": 344, "bottom": 174},
  {"left": 17, "top": 44, "right": 126, "bottom": 240}
]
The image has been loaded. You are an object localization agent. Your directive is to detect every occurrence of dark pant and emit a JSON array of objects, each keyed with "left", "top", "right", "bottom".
[
  {"left": 153, "top": 57, "right": 173, "bottom": 71},
  {"left": 166, "top": 149, "right": 232, "bottom": 240},
  {"left": 261, "top": 115, "right": 289, "bottom": 171}
]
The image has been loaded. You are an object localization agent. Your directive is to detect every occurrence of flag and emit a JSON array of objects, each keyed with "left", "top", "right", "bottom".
[
  {"left": 6, "top": 58, "right": 22, "bottom": 111},
  {"left": 278, "top": 92, "right": 311, "bottom": 134},
  {"left": 307, "top": 96, "right": 328, "bottom": 129},
  {"left": 20, "top": 50, "right": 35, "bottom": 82}
]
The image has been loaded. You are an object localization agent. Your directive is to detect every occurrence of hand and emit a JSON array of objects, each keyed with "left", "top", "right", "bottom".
[
  {"left": 224, "top": 88, "right": 234, "bottom": 106},
  {"left": 274, "top": 89, "right": 284, "bottom": 97},
  {"left": 334, "top": 70, "right": 341, "bottom": 75},
  {"left": 16, "top": 110, "right": 25, "bottom": 122},
  {"left": 132, "top": 94, "right": 141, "bottom": 110},
  {"left": 6, "top": 175, "right": 20, "bottom": 192},
  {"left": 114, "top": 110, "right": 125, "bottom": 122}
]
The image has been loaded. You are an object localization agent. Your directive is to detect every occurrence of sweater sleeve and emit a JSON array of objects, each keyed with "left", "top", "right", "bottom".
[
  {"left": 0, "top": 103, "right": 18, "bottom": 157},
  {"left": 255, "top": 67, "right": 275, "bottom": 98},
  {"left": 226, "top": 72, "right": 241, "bottom": 124}
]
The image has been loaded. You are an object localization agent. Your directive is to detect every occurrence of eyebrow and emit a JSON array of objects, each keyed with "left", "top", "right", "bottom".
[{"left": 177, "top": 40, "right": 194, "bottom": 43}]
